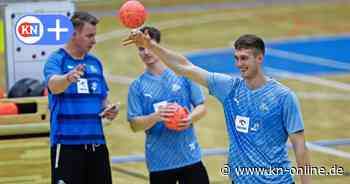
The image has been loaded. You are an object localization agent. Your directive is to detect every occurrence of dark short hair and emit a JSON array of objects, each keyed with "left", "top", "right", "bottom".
[
  {"left": 140, "top": 26, "right": 161, "bottom": 43},
  {"left": 234, "top": 34, "right": 265, "bottom": 55},
  {"left": 71, "top": 11, "right": 99, "bottom": 30}
]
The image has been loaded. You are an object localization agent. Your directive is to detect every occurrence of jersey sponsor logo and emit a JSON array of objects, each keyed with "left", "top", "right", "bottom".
[
  {"left": 77, "top": 78, "right": 89, "bottom": 94},
  {"left": 153, "top": 101, "right": 167, "bottom": 112},
  {"left": 235, "top": 115, "right": 250, "bottom": 133}
]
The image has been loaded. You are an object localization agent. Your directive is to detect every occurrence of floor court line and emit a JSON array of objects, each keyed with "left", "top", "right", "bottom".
[
  {"left": 265, "top": 67, "right": 350, "bottom": 91},
  {"left": 296, "top": 92, "right": 350, "bottom": 101},
  {"left": 267, "top": 48, "right": 350, "bottom": 71},
  {"left": 109, "top": 66, "right": 350, "bottom": 92},
  {"left": 306, "top": 143, "right": 350, "bottom": 160},
  {"left": 111, "top": 139, "right": 350, "bottom": 164}
]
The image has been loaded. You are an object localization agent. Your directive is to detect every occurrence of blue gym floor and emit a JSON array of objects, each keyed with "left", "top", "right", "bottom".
[{"left": 186, "top": 35, "right": 350, "bottom": 76}]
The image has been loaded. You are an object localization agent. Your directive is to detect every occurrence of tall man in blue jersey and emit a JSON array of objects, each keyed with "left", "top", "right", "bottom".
[
  {"left": 44, "top": 12, "right": 118, "bottom": 184},
  {"left": 127, "top": 27, "right": 210, "bottom": 184},
  {"left": 123, "top": 32, "right": 311, "bottom": 184}
]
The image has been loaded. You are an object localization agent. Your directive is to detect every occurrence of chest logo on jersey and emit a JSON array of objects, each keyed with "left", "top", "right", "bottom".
[
  {"left": 259, "top": 103, "right": 269, "bottom": 113},
  {"left": 235, "top": 115, "right": 250, "bottom": 133},
  {"left": 89, "top": 65, "right": 98, "bottom": 73},
  {"left": 171, "top": 83, "right": 181, "bottom": 92},
  {"left": 233, "top": 98, "right": 239, "bottom": 105}
]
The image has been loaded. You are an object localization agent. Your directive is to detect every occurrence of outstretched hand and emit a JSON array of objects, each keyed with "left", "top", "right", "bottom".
[
  {"left": 65, "top": 64, "right": 85, "bottom": 83},
  {"left": 122, "top": 29, "right": 153, "bottom": 48}
]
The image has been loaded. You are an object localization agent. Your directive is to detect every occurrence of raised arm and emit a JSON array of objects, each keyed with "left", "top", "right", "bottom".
[{"left": 123, "top": 30, "right": 210, "bottom": 88}]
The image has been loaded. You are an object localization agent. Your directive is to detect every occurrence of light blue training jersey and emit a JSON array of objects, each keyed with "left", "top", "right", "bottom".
[
  {"left": 207, "top": 72, "right": 304, "bottom": 184},
  {"left": 128, "top": 69, "right": 205, "bottom": 172}
]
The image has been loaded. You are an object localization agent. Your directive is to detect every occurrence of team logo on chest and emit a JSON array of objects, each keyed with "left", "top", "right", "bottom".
[
  {"left": 233, "top": 98, "right": 239, "bottom": 105},
  {"left": 171, "top": 83, "right": 181, "bottom": 92},
  {"left": 89, "top": 65, "right": 98, "bottom": 73},
  {"left": 259, "top": 102, "right": 269, "bottom": 113}
]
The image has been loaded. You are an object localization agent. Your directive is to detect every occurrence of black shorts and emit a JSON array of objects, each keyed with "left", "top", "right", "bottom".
[
  {"left": 150, "top": 161, "right": 209, "bottom": 184},
  {"left": 51, "top": 144, "right": 112, "bottom": 184}
]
